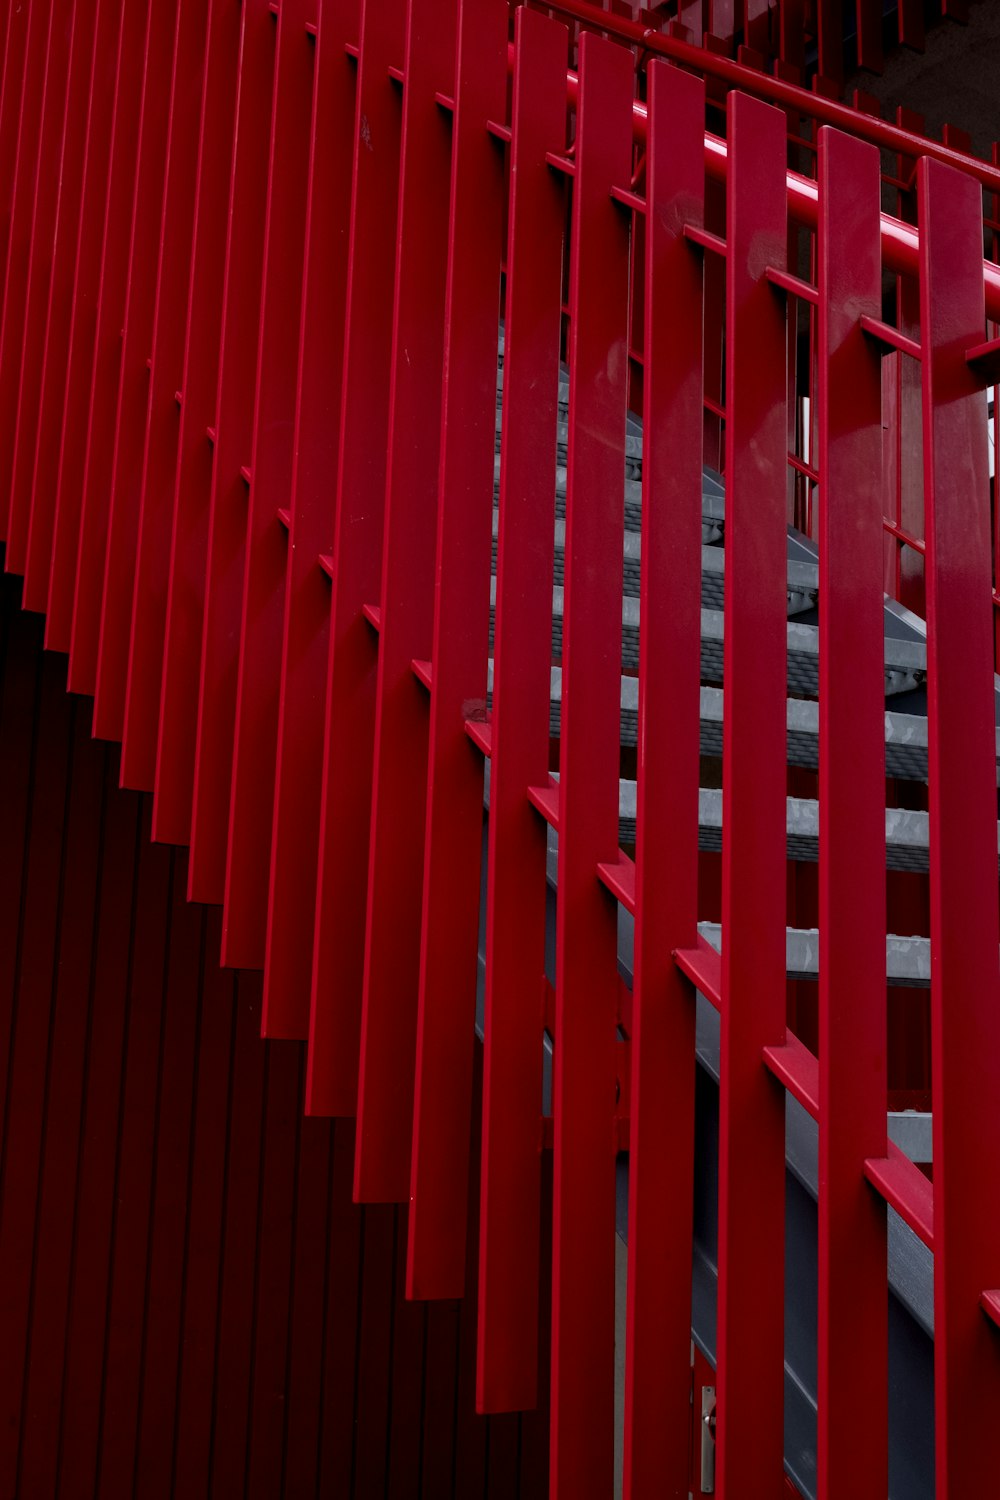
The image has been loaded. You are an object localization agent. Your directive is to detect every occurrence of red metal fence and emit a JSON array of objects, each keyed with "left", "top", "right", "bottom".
[{"left": 1, "top": 0, "right": 1000, "bottom": 1495}]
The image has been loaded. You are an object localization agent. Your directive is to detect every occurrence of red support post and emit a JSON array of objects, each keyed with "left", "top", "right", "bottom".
[
  {"left": 222, "top": 0, "right": 317, "bottom": 970},
  {"left": 153, "top": 0, "right": 242, "bottom": 845},
  {"left": 715, "top": 89, "right": 788, "bottom": 1496},
  {"left": 119, "top": 0, "right": 213, "bottom": 791},
  {"left": 816, "top": 125, "right": 888, "bottom": 1500},
  {"left": 188, "top": 0, "right": 275, "bottom": 903},
  {"left": 46, "top": 0, "right": 138, "bottom": 655},
  {"left": 918, "top": 155, "right": 1000, "bottom": 1499},
  {"left": 78, "top": 0, "right": 176, "bottom": 713},
  {"left": 405, "top": 0, "right": 509, "bottom": 1297},
  {"left": 263, "top": 0, "right": 361, "bottom": 1039},
  {"left": 5, "top": 0, "right": 81, "bottom": 574},
  {"left": 22, "top": 0, "right": 106, "bottom": 615},
  {"left": 623, "top": 59, "right": 704, "bottom": 1500},
  {"left": 475, "top": 6, "right": 566, "bottom": 1414},
  {"left": 549, "top": 32, "right": 632, "bottom": 1499},
  {"left": 306, "top": 0, "right": 406, "bottom": 1115},
  {"left": 352, "top": 0, "right": 459, "bottom": 1201},
  {"left": 0, "top": 0, "right": 55, "bottom": 548}
]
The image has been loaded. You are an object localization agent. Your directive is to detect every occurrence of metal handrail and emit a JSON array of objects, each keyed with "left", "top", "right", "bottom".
[{"left": 530, "top": 0, "right": 1000, "bottom": 196}]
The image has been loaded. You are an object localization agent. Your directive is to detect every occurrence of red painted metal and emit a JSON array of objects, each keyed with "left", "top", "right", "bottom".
[
  {"left": 307, "top": 0, "right": 406, "bottom": 1115},
  {"left": 406, "top": 0, "right": 508, "bottom": 1297},
  {"left": 223, "top": 0, "right": 316, "bottom": 969},
  {"left": 4, "top": 0, "right": 1000, "bottom": 1493},
  {"left": 188, "top": 0, "right": 275, "bottom": 904},
  {"left": 476, "top": 6, "right": 566, "bottom": 1415},
  {"left": 21, "top": 0, "right": 104, "bottom": 615},
  {"left": 263, "top": 0, "right": 360, "bottom": 1040},
  {"left": 715, "top": 89, "right": 788, "bottom": 1495},
  {"left": 816, "top": 125, "right": 888, "bottom": 1500},
  {"left": 546, "top": 31, "right": 632, "bottom": 1498},
  {"left": 153, "top": 0, "right": 242, "bottom": 845},
  {"left": 919, "top": 156, "right": 1000, "bottom": 1499},
  {"left": 63, "top": 0, "right": 150, "bottom": 690},
  {"left": 119, "top": 0, "right": 211, "bottom": 792},
  {"left": 623, "top": 58, "right": 703, "bottom": 1500},
  {"left": 5, "top": 0, "right": 83, "bottom": 576},
  {"left": 353, "top": 0, "right": 458, "bottom": 1202}
]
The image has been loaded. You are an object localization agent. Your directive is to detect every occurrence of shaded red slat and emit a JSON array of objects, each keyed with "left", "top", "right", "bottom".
[
  {"left": 623, "top": 60, "right": 704, "bottom": 1500},
  {"left": 153, "top": 0, "right": 242, "bottom": 844},
  {"left": 188, "top": 0, "right": 276, "bottom": 904},
  {"left": 45, "top": 0, "right": 134, "bottom": 654},
  {"left": 548, "top": 34, "right": 632, "bottom": 1497},
  {"left": 352, "top": 0, "right": 459, "bottom": 1201},
  {"left": 862, "top": 1145, "right": 934, "bottom": 1248},
  {"left": 476, "top": 5, "right": 566, "bottom": 1415},
  {"left": 119, "top": 0, "right": 213, "bottom": 791},
  {"left": 919, "top": 154, "right": 1000, "bottom": 1498},
  {"left": 60, "top": 1, "right": 149, "bottom": 686},
  {"left": 22, "top": 0, "right": 109, "bottom": 615},
  {"left": 306, "top": 0, "right": 407, "bottom": 1115},
  {"left": 223, "top": 0, "right": 317, "bottom": 968},
  {"left": 90, "top": 0, "right": 180, "bottom": 743},
  {"left": 0, "top": 0, "right": 55, "bottom": 549},
  {"left": 263, "top": 0, "right": 360, "bottom": 1039},
  {"left": 815, "top": 124, "right": 888, "bottom": 1500},
  {"left": 65, "top": 0, "right": 161, "bottom": 697},
  {"left": 5, "top": 0, "right": 81, "bottom": 575},
  {"left": 0, "top": 4, "right": 31, "bottom": 303},
  {"left": 715, "top": 90, "right": 788, "bottom": 1496},
  {"left": 405, "top": 0, "right": 508, "bottom": 1295}
]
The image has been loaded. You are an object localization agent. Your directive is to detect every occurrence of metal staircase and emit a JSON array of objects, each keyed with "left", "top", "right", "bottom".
[{"left": 1, "top": 0, "right": 1000, "bottom": 1496}]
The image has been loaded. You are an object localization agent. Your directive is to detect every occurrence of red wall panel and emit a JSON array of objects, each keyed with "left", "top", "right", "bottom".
[{"left": 0, "top": 562, "right": 548, "bottom": 1499}]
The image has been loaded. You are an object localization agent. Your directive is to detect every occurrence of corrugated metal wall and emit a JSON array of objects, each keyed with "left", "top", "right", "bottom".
[{"left": 0, "top": 562, "right": 550, "bottom": 1499}]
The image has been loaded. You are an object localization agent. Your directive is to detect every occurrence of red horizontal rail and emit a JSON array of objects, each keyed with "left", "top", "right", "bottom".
[{"left": 532, "top": 0, "right": 1000, "bottom": 194}]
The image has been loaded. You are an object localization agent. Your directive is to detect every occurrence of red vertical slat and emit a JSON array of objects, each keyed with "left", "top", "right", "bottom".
[
  {"left": 61, "top": 0, "right": 150, "bottom": 689},
  {"left": 622, "top": 59, "right": 704, "bottom": 1500},
  {"left": 206, "top": 972, "right": 267, "bottom": 1499},
  {"left": 918, "top": 155, "right": 1000, "bottom": 1499},
  {"left": 131, "top": 865, "right": 205, "bottom": 1500},
  {"left": 0, "top": 3, "right": 31, "bottom": 299},
  {"left": 119, "top": 0, "right": 213, "bottom": 791},
  {"left": 306, "top": 0, "right": 406, "bottom": 1114},
  {"left": 715, "top": 90, "right": 788, "bottom": 1496},
  {"left": 169, "top": 912, "right": 237, "bottom": 1497},
  {"left": 90, "top": 822, "right": 174, "bottom": 1500},
  {"left": 5, "top": 0, "right": 79, "bottom": 574},
  {"left": 0, "top": 0, "right": 55, "bottom": 545},
  {"left": 22, "top": 0, "right": 107, "bottom": 614},
  {"left": 222, "top": 0, "right": 317, "bottom": 968},
  {"left": 406, "top": 0, "right": 508, "bottom": 1297},
  {"left": 188, "top": 0, "right": 275, "bottom": 903},
  {"left": 44, "top": 0, "right": 132, "bottom": 653},
  {"left": 152, "top": 0, "right": 242, "bottom": 845},
  {"left": 352, "top": 0, "right": 459, "bottom": 1200},
  {"left": 476, "top": 5, "right": 566, "bottom": 1414},
  {"left": 855, "top": 0, "right": 883, "bottom": 74},
  {"left": 815, "top": 125, "right": 888, "bottom": 1500},
  {"left": 91, "top": 0, "right": 181, "bottom": 741},
  {"left": 70, "top": 0, "right": 172, "bottom": 700},
  {"left": 263, "top": 0, "right": 360, "bottom": 1039},
  {"left": 548, "top": 32, "right": 632, "bottom": 1499}
]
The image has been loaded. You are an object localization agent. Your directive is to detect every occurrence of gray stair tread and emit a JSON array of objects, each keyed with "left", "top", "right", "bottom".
[
  {"left": 483, "top": 666, "right": 996, "bottom": 780},
  {"left": 485, "top": 605, "right": 926, "bottom": 698},
  {"left": 696, "top": 922, "right": 932, "bottom": 986},
  {"left": 481, "top": 761, "right": 968, "bottom": 874}
]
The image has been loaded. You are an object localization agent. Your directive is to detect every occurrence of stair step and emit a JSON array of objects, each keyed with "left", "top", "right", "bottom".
[
  {"left": 696, "top": 922, "right": 932, "bottom": 986},
  {"left": 483, "top": 762, "right": 975, "bottom": 874}
]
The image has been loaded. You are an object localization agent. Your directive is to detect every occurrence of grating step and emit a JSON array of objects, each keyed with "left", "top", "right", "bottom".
[{"left": 695, "top": 922, "right": 932, "bottom": 986}]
